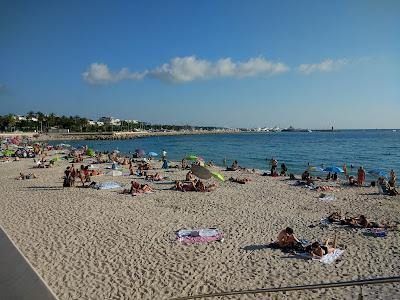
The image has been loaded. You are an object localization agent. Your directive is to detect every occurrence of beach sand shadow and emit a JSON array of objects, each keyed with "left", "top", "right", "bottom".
[{"left": 242, "top": 244, "right": 271, "bottom": 251}]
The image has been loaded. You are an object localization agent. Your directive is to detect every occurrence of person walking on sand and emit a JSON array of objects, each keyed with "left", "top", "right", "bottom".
[
  {"left": 389, "top": 169, "right": 397, "bottom": 188},
  {"left": 357, "top": 166, "right": 366, "bottom": 187},
  {"left": 343, "top": 163, "right": 347, "bottom": 176},
  {"left": 161, "top": 149, "right": 167, "bottom": 160}
]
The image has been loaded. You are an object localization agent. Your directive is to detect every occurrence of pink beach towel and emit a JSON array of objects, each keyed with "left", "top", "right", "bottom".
[{"left": 176, "top": 229, "right": 224, "bottom": 244}]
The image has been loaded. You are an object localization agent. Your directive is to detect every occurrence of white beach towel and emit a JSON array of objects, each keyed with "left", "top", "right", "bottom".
[
  {"left": 318, "top": 194, "right": 335, "bottom": 201},
  {"left": 298, "top": 249, "right": 344, "bottom": 264},
  {"left": 318, "top": 249, "right": 344, "bottom": 264}
]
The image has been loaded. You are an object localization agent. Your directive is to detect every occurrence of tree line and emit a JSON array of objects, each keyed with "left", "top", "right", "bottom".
[{"left": 0, "top": 112, "right": 223, "bottom": 132}]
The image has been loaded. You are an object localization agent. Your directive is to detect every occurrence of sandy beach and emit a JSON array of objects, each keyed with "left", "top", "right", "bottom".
[{"left": 0, "top": 158, "right": 399, "bottom": 299}]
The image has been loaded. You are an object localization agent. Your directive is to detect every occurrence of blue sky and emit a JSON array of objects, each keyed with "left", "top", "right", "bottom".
[{"left": 1, "top": 0, "right": 399, "bottom": 129}]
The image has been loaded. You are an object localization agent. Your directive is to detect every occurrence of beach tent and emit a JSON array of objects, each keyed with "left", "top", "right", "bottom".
[{"left": 148, "top": 152, "right": 158, "bottom": 157}]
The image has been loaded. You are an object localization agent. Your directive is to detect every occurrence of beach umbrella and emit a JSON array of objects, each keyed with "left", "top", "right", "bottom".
[
  {"left": 323, "top": 166, "right": 344, "bottom": 173},
  {"left": 148, "top": 151, "right": 158, "bottom": 157},
  {"left": 135, "top": 149, "right": 145, "bottom": 157},
  {"left": 210, "top": 171, "right": 224, "bottom": 181},
  {"left": 368, "top": 169, "right": 387, "bottom": 177},
  {"left": 185, "top": 155, "right": 198, "bottom": 161},
  {"left": 191, "top": 165, "right": 212, "bottom": 180},
  {"left": 86, "top": 148, "right": 96, "bottom": 157}
]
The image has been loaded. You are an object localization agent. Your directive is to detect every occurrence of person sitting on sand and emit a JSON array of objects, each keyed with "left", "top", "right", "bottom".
[
  {"left": 348, "top": 176, "right": 357, "bottom": 186},
  {"left": 327, "top": 212, "right": 342, "bottom": 223},
  {"left": 307, "top": 236, "right": 337, "bottom": 258},
  {"left": 302, "top": 170, "right": 310, "bottom": 181},
  {"left": 229, "top": 177, "right": 251, "bottom": 184},
  {"left": 277, "top": 227, "right": 299, "bottom": 248},
  {"left": 332, "top": 172, "right": 338, "bottom": 181},
  {"left": 326, "top": 172, "right": 332, "bottom": 181},
  {"left": 280, "top": 163, "right": 288, "bottom": 176},
  {"left": 181, "top": 159, "right": 189, "bottom": 169},
  {"left": 226, "top": 160, "right": 239, "bottom": 171},
  {"left": 186, "top": 171, "right": 196, "bottom": 182},
  {"left": 16, "top": 172, "right": 37, "bottom": 180},
  {"left": 378, "top": 176, "right": 399, "bottom": 196}
]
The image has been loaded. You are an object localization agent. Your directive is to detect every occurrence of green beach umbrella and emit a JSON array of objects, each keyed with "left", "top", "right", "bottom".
[
  {"left": 210, "top": 171, "right": 224, "bottom": 181},
  {"left": 185, "top": 155, "right": 198, "bottom": 161}
]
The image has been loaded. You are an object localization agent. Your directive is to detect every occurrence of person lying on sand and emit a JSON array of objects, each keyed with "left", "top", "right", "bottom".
[
  {"left": 146, "top": 173, "right": 164, "bottom": 181},
  {"left": 229, "top": 177, "right": 251, "bottom": 184},
  {"left": 16, "top": 172, "right": 37, "bottom": 180},
  {"left": 306, "top": 236, "right": 337, "bottom": 258},
  {"left": 121, "top": 181, "right": 154, "bottom": 195},
  {"left": 326, "top": 212, "right": 398, "bottom": 230},
  {"left": 277, "top": 227, "right": 300, "bottom": 248},
  {"left": 194, "top": 180, "right": 218, "bottom": 192}
]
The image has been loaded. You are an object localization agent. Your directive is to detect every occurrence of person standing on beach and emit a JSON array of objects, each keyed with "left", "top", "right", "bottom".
[
  {"left": 161, "top": 149, "right": 167, "bottom": 160},
  {"left": 343, "top": 163, "right": 347, "bottom": 176},
  {"left": 270, "top": 157, "right": 278, "bottom": 176},
  {"left": 357, "top": 166, "right": 366, "bottom": 187},
  {"left": 389, "top": 170, "right": 396, "bottom": 187}
]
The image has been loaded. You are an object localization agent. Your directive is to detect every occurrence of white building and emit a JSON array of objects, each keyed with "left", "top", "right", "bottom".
[{"left": 98, "top": 117, "right": 121, "bottom": 126}]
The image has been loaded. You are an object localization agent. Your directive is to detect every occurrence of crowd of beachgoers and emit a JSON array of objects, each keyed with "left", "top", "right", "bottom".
[{"left": 1, "top": 135, "right": 400, "bottom": 299}]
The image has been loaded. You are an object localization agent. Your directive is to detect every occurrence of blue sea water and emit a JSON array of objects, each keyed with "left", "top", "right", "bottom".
[{"left": 60, "top": 130, "right": 400, "bottom": 178}]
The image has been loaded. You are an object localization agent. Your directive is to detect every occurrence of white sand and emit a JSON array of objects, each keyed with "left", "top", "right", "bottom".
[{"left": 0, "top": 158, "right": 399, "bottom": 299}]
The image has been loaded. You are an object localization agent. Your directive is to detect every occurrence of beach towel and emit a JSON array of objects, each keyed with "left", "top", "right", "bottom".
[
  {"left": 298, "top": 249, "right": 344, "bottom": 264},
  {"left": 106, "top": 170, "right": 123, "bottom": 177},
  {"left": 132, "top": 191, "right": 154, "bottom": 196},
  {"left": 176, "top": 228, "right": 224, "bottom": 244},
  {"left": 94, "top": 182, "right": 122, "bottom": 190},
  {"left": 318, "top": 194, "right": 335, "bottom": 201}
]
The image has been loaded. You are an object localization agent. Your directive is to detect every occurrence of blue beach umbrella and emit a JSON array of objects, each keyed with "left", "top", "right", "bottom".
[
  {"left": 323, "top": 166, "right": 344, "bottom": 173},
  {"left": 148, "top": 152, "right": 158, "bottom": 157},
  {"left": 368, "top": 169, "right": 387, "bottom": 178}
]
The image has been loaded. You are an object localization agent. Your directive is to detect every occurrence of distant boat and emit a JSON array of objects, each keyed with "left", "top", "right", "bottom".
[{"left": 393, "top": 130, "right": 397, "bottom": 132}]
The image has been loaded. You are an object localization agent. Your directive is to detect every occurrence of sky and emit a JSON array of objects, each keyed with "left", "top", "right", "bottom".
[{"left": 0, "top": 0, "right": 399, "bottom": 129}]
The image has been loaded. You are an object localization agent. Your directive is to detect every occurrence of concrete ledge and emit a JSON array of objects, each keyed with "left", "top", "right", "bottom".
[{"left": 0, "top": 227, "right": 58, "bottom": 300}]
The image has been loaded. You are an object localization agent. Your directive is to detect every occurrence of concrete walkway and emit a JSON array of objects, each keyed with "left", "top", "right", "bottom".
[{"left": 0, "top": 228, "right": 58, "bottom": 300}]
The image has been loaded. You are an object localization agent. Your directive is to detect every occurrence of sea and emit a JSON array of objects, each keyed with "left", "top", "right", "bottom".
[{"left": 59, "top": 130, "right": 399, "bottom": 179}]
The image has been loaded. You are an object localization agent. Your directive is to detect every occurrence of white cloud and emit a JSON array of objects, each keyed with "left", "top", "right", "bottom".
[
  {"left": 82, "top": 63, "right": 147, "bottom": 84},
  {"left": 82, "top": 56, "right": 289, "bottom": 84},
  {"left": 298, "top": 59, "right": 348, "bottom": 74}
]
